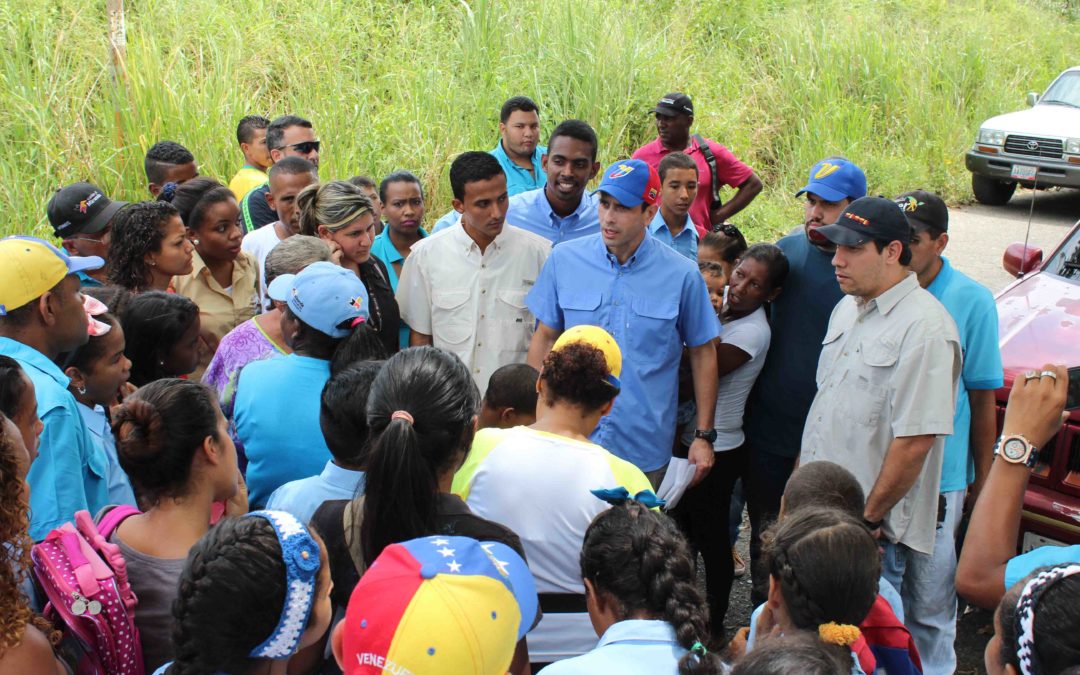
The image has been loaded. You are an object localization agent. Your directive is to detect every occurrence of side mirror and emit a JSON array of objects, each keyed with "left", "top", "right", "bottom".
[
  {"left": 1003, "top": 242, "right": 1044, "bottom": 277},
  {"left": 1027, "top": 92, "right": 1040, "bottom": 107}
]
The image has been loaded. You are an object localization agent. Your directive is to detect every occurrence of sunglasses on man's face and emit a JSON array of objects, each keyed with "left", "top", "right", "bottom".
[{"left": 275, "top": 140, "right": 321, "bottom": 154}]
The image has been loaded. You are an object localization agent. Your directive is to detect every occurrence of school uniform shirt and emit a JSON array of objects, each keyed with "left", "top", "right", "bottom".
[
  {"left": 370, "top": 226, "right": 428, "bottom": 350},
  {"left": 491, "top": 140, "right": 547, "bottom": 196},
  {"left": 239, "top": 183, "right": 277, "bottom": 234},
  {"left": 712, "top": 306, "right": 771, "bottom": 451},
  {"left": 648, "top": 210, "right": 700, "bottom": 261},
  {"left": 925, "top": 257, "right": 1004, "bottom": 493},
  {"left": 396, "top": 223, "right": 551, "bottom": 394},
  {"left": 801, "top": 273, "right": 962, "bottom": 555},
  {"left": 77, "top": 402, "right": 136, "bottom": 507},
  {"left": 452, "top": 426, "right": 653, "bottom": 662},
  {"left": 265, "top": 460, "right": 365, "bottom": 525},
  {"left": 76, "top": 271, "right": 104, "bottom": 287},
  {"left": 1005, "top": 545, "right": 1080, "bottom": 589},
  {"left": 538, "top": 620, "right": 687, "bottom": 675},
  {"left": 526, "top": 234, "right": 720, "bottom": 472},
  {"left": 0, "top": 337, "right": 109, "bottom": 540},
  {"left": 228, "top": 165, "right": 269, "bottom": 201},
  {"left": 233, "top": 354, "right": 332, "bottom": 508},
  {"left": 240, "top": 220, "right": 286, "bottom": 309},
  {"left": 505, "top": 188, "right": 601, "bottom": 245}
]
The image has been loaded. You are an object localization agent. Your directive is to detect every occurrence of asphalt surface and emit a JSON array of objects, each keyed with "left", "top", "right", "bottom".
[{"left": 719, "top": 187, "right": 1079, "bottom": 673}]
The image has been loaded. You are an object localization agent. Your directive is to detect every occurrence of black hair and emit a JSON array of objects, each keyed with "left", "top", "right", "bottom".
[
  {"left": 700, "top": 225, "right": 748, "bottom": 263},
  {"left": 269, "top": 156, "right": 317, "bottom": 181},
  {"left": 783, "top": 461, "right": 865, "bottom": 520},
  {"left": 145, "top": 141, "right": 195, "bottom": 185},
  {"left": 483, "top": 363, "right": 539, "bottom": 417},
  {"left": 107, "top": 201, "right": 181, "bottom": 291},
  {"left": 82, "top": 286, "right": 134, "bottom": 321},
  {"left": 998, "top": 566, "right": 1080, "bottom": 674},
  {"left": 320, "top": 361, "right": 384, "bottom": 469},
  {"left": 378, "top": 170, "right": 424, "bottom": 204},
  {"left": 112, "top": 378, "right": 219, "bottom": 507},
  {"left": 281, "top": 305, "right": 386, "bottom": 375},
  {"left": 763, "top": 507, "right": 879, "bottom": 668},
  {"left": 739, "top": 243, "right": 789, "bottom": 292},
  {"left": 56, "top": 313, "right": 121, "bottom": 373},
  {"left": 698, "top": 261, "right": 725, "bottom": 278},
  {"left": 348, "top": 175, "right": 377, "bottom": 191},
  {"left": 659, "top": 152, "right": 698, "bottom": 183},
  {"left": 730, "top": 630, "right": 850, "bottom": 675},
  {"left": 499, "top": 95, "right": 539, "bottom": 123},
  {"left": 168, "top": 516, "right": 328, "bottom": 675},
  {"left": 540, "top": 343, "right": 617, "bottom": 412},
  {"left": 449, "top": 151, "right": 505, "bottom": 201},
  {"left": 581, "top": 502, "right": 723, "bottom": 674},
  {"left": 265, "top": 114, "right": 313, "bottom": 152},
  {"left": 548, "top": 119, "right": 599, "bottom": 162},
  {"left": 871, "top": 239, "right": 913, "bottom": 266},
  {"left": 169, "top": 177, "right": 235, "bottom": 232},
  {"left": 236, "top": 115, "right": 270, "bottom": 145},
  {"left": 358, "top": 347, "right": 480, "bottom": 565},
  {"left": 0, "top": 356, "right": 27, "bottom": 420},
  {"left": 121, "top": 291, "right": 200, "bottom": 386}
]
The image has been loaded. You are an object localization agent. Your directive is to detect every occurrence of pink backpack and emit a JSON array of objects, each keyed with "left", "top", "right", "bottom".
[{"left": 31, "top": 506, "right": 145, "bottom": 675}]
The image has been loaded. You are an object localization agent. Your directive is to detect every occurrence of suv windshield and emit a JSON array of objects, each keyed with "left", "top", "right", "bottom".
[
  {"left": 1041, "top": 71, "right": 1080, "bottom": 108},
  {"left": 1046, "top": 225, "right": 1080, "bottom": 282}
]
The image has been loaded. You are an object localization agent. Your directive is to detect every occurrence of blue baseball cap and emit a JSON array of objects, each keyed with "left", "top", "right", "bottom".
[
  {"left": 595, "top": 159, "right": 661, "bottom": 208},
  {"left": 795, "top": 158, "right": 867, "bottom": 203},
  {"left": 266, "top": 261, "right": 369, "bottom": 338}
]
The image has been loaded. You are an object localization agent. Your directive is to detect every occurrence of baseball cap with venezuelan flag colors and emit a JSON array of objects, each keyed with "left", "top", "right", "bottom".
[
  {"left": 596, "top": 159, "right": 661, "bottom": 208},
  {"left": 551, "top": 324, "right": 622, "bottom": 390},
  {"left": 0, "top": 236, "right": 103, "bottom": 316},
  {"left": 338, "top": 535, "right": 538, "bottom": 675}
]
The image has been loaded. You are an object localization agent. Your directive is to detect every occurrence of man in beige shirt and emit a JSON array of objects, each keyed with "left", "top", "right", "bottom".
[
  {"left": 397, "top": 152, "right": 550, "bottom": 394},
  {"left": 801, "top": 197, "right": 961, "bottom": 560}
]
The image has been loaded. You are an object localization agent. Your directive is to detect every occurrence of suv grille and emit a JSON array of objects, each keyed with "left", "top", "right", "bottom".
[{"left": 1005, "top": 134, "right": 1064, "bottom": 159}]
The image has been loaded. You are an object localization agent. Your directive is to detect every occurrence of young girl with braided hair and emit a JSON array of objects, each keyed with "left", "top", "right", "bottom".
[
  {"left": 156, "top": 511, "right": 333, "bottom": 675},
  {"left": 541, "top": 499, "right": 723, "bottom": 675},
  {"left": 987, "top": 563, "right": 1080, "bottom": 675}
]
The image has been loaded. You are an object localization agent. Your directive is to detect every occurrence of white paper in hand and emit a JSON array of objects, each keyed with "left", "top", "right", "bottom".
[{"left": 656, "top": 456, "right": 696, "bottom": 510}]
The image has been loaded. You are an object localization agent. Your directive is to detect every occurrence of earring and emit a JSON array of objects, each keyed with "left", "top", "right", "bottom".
[
  {"left": 76, "top": 385, "right": 86, "bottom": 395},
  {"left": 193, "top": 239, "right": 201, "bottom": 245},
  {"left": 149, "top": 260, "right": 156, "bottom": 266}
]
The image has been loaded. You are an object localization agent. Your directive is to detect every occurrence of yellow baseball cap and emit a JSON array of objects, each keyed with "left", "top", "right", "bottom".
[
  {"left": 0, "top": 236, "right": 103, "bottom": 316},
  {"left": 551, "top": 324, "right": 622, "bottom": 389}
]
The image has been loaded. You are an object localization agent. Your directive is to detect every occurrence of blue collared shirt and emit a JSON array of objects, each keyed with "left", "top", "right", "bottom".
[
  {"left": 539, "top": 620, "right": 685, "bottom": 675},
  {"left": 491, "top": 140, "right": 547, "bottom": 196},
  {"left": 505, "top": 188, "right": 600, "bottom": 245},
  {"left": 76, "top": 271, "right": 103, "bottom": 288},
  {"left": 0, "top": 337, "right": 109, "bottom": 540},
  {"left": 371, "top": 227, "right": 429, "bottom": 349},
  {"left": 526, "top": 235, "right": 720, "bottom": 471},
  {"left": 77, "top": 403, "right": 137, "bottom": 508},
  {"left": 265, "top": 460, "right": 366, "bottom": 524},
  {"left": 648, "top": 210, "right": 700, "bottom": 261}
]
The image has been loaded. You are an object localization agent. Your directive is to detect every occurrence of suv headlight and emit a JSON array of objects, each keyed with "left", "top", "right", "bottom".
[
  {"left": 1066, "top": 138, "right": 1080, "bottom": 155},
  {"left": 978, "top": 129, "right": 1006, "bottom": 146}
]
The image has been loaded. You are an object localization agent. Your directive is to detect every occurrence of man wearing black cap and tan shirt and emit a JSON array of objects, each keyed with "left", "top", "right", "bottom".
[
  {"left": 47, "top": 182, "right": 128, "bottom": 287},
  {"left": 799, "top": 197, "right": 961, "bottom": 666},
  {"left": 632, "top": 92, "right": 762, "bottom": 234}
]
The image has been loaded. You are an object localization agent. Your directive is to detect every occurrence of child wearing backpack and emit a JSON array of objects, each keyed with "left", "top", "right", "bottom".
[
  {"left": 108, "top": 378, "right": 245, "bottom": 671},
  {"left": 157, "top": 511, "right": 333, "bottom": 675}
]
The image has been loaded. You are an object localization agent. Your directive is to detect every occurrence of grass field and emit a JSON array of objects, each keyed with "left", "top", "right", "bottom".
[{"left": 2, "top": 0, "right": 1078, "bottom": 240}]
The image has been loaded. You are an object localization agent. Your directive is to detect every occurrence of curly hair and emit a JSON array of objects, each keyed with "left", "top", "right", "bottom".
[
  {"left": 541, "top": 342, "right": 618, "bottom": 411},
  {"left": 107, "top": 201, "right": 180, "bottom": 291},
  {"left": 581, "top": 501, "right": 723, "bottom": 674},
  {"left": 0, "top": 415, "right": 58, "bottom": 658}
]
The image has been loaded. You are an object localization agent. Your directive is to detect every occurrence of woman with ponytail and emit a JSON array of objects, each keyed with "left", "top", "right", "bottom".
[
  {"left": 109, "top": 378, "right": 245, "bottom": 672},
  {"left": 297, "top": 180, "right": 401, "bottom": 355},
  {"left": 541, "top": 500, "right": 724, "bottom": 675},
  {"left": 311, "top": 346, "right": 534, "bottom": 674}
]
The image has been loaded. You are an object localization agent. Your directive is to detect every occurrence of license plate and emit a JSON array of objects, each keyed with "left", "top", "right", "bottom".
[
  {"left": 1022, "top": 531, "right": 1066, "bottom": 552},
  {"left": 1011, "top": 164, "right": 1038, "bottom": 180}
]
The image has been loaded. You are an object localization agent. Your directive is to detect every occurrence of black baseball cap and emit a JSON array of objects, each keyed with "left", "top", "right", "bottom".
[
  {"left": 816, "top": 196, "right": 911, "bottom": 248},
  {"left": 894, "top": 190, "right": 948, "bottom": 235},
  {"left": 46, "top": 182, "right": 128, "bottom": 239},
  {"left": 650, "top": 93, "right": 694, "bottom": 117}
]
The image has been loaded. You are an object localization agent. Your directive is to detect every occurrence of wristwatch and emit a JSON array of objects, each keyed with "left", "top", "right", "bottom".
[
  {"left": 694, "top": 428, "right": 718, "bottom": 444},
  {"left": 994, "top": 434, "right": 1038, "bottom": 468}
]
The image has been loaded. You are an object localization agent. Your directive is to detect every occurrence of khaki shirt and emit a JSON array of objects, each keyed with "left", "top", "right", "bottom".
[
  {"left": 172, "top": 250, "right": 259, "bottom": 377},
  {"left": 801, "top": 273, "right": 961, "bottom": 554},
  {"left": 396, "top": 222, "right": 550, "bottom": 394}
]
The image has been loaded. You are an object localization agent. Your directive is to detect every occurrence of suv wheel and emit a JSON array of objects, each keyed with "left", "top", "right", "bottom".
[{"left": 972, "top": 174, "right": 1017, "bottom": 206}]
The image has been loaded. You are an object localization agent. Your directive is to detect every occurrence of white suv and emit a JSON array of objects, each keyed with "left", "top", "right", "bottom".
[{"left": 965, "top": 67, "right": 1080, "bottom": 205}]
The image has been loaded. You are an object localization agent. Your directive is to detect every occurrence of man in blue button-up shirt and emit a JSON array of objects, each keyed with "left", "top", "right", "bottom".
[
  {"left": 0, "top": 236, "right": 109, "bottom": 540},
  {"left": 491, "top": 96, "right": 547, "bottom": 196},
  {"left": 526, "top": 160, "right": 720, "bottom": 481}
]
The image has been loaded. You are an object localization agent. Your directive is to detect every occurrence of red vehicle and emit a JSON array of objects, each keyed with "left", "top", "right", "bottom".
[{"left": 996, "top": 219, "right": 1080, "bottom": 550}]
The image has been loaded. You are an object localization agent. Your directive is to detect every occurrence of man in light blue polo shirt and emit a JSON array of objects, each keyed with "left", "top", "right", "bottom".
[
  {"left": 648, "top": 151, "right": 701, "bottom": 260},
  {"left": 492, "top": 96, "right": 547, "bottom": 196},
  {"left": 895, "top": 190, "right": 1003, "bottom": 674},
  {"left": 0, "top": 236, "right": 109, "bottom": 540},
  {"left": 526, "top": 159, "right": 720, "bottom": 482}
]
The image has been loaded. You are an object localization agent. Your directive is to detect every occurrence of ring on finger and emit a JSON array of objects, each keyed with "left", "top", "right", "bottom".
[
  {"left": 1040, "top": 370, "right": 1058, "bottom": 380},
  {"left": 1025, "top": 371, "right": 1040, "bottom": 381}
]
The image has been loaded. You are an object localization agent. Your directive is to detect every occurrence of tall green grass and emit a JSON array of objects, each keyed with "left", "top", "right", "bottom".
[{"left": 1, "top": 0, "right": 1077, "bottom": 240}]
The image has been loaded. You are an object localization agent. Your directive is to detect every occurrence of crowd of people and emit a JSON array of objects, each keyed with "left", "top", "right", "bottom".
[{"left": 0, "top": 92, "right": 1077, "bottom": 675}]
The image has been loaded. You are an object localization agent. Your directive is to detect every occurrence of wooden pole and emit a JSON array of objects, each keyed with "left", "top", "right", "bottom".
[{"left": 106, "top": 0, "right": 127, "bottom": 152}]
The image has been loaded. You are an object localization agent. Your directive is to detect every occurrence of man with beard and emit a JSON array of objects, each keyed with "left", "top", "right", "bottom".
[
  {"left": 493, "top": 96, "right": 547, "bottom": 196},
  {"left": 741, "top": 157, "right": 867, "bottom": 604}
]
